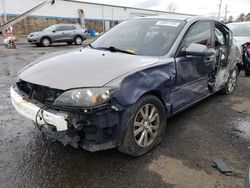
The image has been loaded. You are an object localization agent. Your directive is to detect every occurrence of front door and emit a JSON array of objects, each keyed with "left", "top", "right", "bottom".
[
  {"left": 211, "top": 22, "right": 230, "bottom": 90},
  {"left": 172, "top": 21, "right": 215, "bottom": 112}
]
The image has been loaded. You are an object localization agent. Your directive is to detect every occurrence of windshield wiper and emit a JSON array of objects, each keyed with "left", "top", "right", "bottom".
[
  {"left": 88, "top": 43, "right": 95, "bottom": 49},
  {"left": 95, "top": 46, "right": 138, "bottom": 55}
]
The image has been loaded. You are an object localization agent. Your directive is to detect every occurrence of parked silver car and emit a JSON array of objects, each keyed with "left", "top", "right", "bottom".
[
  {"left": 27, "top": 24, "right": 86, "bottom": 47},
  {"left": 227, "top": 22, "right": 250, "bottom": 76}
]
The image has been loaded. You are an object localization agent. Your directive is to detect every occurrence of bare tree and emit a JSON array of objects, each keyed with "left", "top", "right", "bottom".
[
  {"left": 228, "top": 15, "right": 233, "bottom": 23},
  {"left": 245, "top": 12, "right": 250, "bottom": 21},
  {"left": 236, "top": 13, "right": 245, "bottom": 22},
  {"left": 167, "top": 3, "right": 177, "bottom": 12}
]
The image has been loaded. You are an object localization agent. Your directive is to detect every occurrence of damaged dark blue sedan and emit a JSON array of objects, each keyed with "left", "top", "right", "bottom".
[{"left": 11, "top": 15, "right": 241, "bottom": 156}]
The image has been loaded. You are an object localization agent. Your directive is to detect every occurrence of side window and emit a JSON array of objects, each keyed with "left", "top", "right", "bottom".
[
  {"left": 215, "top": 28, "right": 225, "bottom": 46},
  {"left": 215, "top": 23, "right": 230, "bottom": 47},
  {"left": 56, "top": 26, "right": 65, "bottom": 31},
  {"left": 65, "top": 26, "right": 76, "bottom": 30},
  {"left": 182, "top": 21, "right": 211, "bottom": 48},
  {"left": 56, "top": 26, "right": 75, "bottom": 31}
]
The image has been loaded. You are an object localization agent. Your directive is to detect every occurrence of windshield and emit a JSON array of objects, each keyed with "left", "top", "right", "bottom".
[
  {"left": 43, "top": 25, "right": 56, "bottom": 32},
  {"left": 227, "top": 23, "right": 250, "bottom": 37},
  {"left": 92, "top": 19, "right": 185, "bottom": 56}
]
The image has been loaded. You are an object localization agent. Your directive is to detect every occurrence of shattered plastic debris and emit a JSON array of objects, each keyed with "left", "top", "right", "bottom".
[{"left": 213, "top": 159, "right": 233, "bottom": 176}]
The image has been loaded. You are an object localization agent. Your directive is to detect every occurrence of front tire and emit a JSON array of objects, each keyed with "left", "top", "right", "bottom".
[
  {"left": 221, "top": 67, "right": 238, "bottom": 95},
  {"left": 41, "top": 37, "right": 51, "bottom": 47},
  {"left": 118, "top": 95, "right": 167, "bottom": 157}
]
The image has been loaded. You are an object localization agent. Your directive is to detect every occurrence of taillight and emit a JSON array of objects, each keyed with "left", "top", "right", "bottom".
[
  {"left": 243, "top": 42, "right": 250, "bottom": 50},
  {"left": 243, "top": 42, "right": 250, "bottom": 58}
]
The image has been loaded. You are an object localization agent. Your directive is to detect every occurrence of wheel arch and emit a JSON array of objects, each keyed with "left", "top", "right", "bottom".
[
  {"left": 40, "top": 36, "right": 52, "bottom": 43},
  {"left": 74, "top": 35, "right": 83, "bottom": 40},
  {"left": 139, "top": 90, "right": 168, "bottom": 114}
]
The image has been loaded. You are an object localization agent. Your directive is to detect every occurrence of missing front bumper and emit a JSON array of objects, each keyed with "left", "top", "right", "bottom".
[
  {"left": 10, "top": 86, "right": 123, "bottom": 151},
  {"left": 10, "top": 86, "right": 69, "bottom": 131}
]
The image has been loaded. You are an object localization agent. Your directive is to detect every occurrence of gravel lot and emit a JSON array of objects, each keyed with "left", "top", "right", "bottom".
[{"left": 0, "top": 44, "right": 250, "bottom": 188}]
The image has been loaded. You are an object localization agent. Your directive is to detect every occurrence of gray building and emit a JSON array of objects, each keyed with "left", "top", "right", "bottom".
[{"left": 0, "top": 0, "right": 190, "bottom": 35}]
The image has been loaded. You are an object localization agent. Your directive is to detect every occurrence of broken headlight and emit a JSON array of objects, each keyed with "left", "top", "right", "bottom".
[{"left": 53, "top": 87, "right": 118, "bottom": 108}]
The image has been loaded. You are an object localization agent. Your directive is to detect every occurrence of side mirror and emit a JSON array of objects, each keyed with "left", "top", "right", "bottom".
[
  {"left": 52, "top": 30, "right": 56, "bottom": 33},
  {"left": 182, "top": 43, "right": 215, "bottom": 56}
]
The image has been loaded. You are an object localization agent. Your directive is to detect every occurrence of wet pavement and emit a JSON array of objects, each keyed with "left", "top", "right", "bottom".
[{"left": 0, "top": 44, "right": 250, "bottom": 188}]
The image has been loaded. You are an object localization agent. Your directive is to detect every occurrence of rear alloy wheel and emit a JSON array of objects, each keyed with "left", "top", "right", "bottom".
[
  {"left": 41, "top": 37, "right": 51, "bottom": 47},
  {"left": 74, "top": 36, "right": 83, "bottom": 45},
  {"left": 245, "top": 70, "right": 250, "bottom": 77},
  {"left": 118, "top": 95, "right": 166, "bottom": 157},
  {"left": 221, "top": 67, "right": 238, "bottom": 94}
]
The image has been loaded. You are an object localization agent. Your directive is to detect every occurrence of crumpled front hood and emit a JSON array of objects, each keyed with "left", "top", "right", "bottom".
[{"left": 19, "top": 48, "right": 159, "bottom": 90}]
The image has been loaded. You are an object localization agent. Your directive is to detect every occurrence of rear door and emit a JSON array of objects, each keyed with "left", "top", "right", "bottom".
[
  {"left": 62, "top": 26, "right": 77, "bottom": 41},
  {"left": 172, "top": 21, "right": 216, "bottom": 112}
]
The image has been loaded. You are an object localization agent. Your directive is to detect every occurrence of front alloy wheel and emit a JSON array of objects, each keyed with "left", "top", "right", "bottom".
[
  {"left": 118, "top": 95, "right": 166, "bottom": 157},
  {"left": 133, "top": 104, "right": 160, "bottom": 147},
  {"left": 41, "top": 37, "right": 51, "bottom": 47}
]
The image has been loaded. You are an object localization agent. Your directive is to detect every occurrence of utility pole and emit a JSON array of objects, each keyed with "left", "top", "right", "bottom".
[
  {"left": 218, "top": 0, "right": 222, "bottom": 21},
  {"left": 224, "top": 4, "right": 228, "bottom": 23},
  {"left": 1, "top": 0, "right": 7, "bottom": 23},
  {"left": 102, "top": 5, "right": 104, "bottom": 33}
]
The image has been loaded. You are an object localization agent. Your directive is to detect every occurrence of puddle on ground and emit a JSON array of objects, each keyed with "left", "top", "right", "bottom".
[{"left": 231, "top": 117, "right": 250, "bottom": 140}]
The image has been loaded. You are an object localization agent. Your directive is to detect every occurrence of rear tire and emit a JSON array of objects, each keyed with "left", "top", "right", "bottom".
[
  {"left": 41, "top": 37, "right": 51, "bottom": 47},
  {"left": 118, "top": 95, "right": 167, "bottom": 157},
  {"left": 245, "top": 70, "right": 250, "bottom": 76},
  {"left": 221, "top": 66, "right": 238, "bottom": 95},
  {"left": 74, "top": 36, "right": 83, "bottom": 45}
]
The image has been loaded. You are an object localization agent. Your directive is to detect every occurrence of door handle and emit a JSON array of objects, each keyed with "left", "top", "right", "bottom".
[
  {"left": 204, "top": 55, "right": 215, "bottom": 64},
  {"left": 204, "top": 58, "right": 213, "bottom": 63}
]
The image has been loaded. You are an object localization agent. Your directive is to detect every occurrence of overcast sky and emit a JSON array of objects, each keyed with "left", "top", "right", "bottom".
[{"left": 78, "top": 0, "right": 250, "bottom": 19}]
